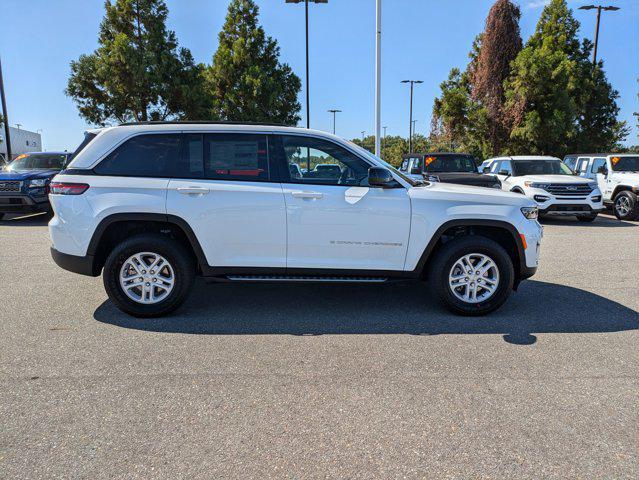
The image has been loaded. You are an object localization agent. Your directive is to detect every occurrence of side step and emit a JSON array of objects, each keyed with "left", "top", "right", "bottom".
[{"left": 226, "top": 275, "right": 389, "bottom": 283}]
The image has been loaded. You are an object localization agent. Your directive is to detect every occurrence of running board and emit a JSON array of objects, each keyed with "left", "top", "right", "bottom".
[{"left": 226, "top": 275, "right": 389, "bottom": 283}]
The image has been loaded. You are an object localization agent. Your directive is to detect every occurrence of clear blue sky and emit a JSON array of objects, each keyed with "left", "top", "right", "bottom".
[{"left": 1, "top": 0, "right": 637, "bottom": 151}]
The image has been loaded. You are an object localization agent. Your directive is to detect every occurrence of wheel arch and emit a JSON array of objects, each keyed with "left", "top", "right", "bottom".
[
  {"left": 414, "top": 219, "right": 527, "bottom": 285},
  {"left": 611, "top": 185, "right": 636, "bottom": 199},
  {"left": 87, "top": 213, "right": 208, "bottom": 276}
]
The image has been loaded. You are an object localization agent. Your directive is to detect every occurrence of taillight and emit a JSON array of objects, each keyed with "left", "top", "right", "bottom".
[{"left": 49, "top": 182, "right": 90, "bottom": 195}]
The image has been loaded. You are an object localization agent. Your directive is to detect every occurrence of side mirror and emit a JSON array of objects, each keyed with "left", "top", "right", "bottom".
[
  {"left": 482, "top": 167, "right": 491, "bottom": 173},
  {"left": 498, "top": 170, "right": 510, "bottom": 177},
  {"left": 368, "top": 167, "right": 397, "bottom": 188},
  {"left": 597, "top": 165, "right": 608, "bottom": 175}
]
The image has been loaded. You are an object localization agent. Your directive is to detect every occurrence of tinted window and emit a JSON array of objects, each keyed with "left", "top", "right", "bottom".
[
  {"left": 69, "top": 132, "right": 98, "bottom": 161},
  {"left": 498, "top": 161, "right": 512, "bottom": 175},
  {"left": 576, "top": 158, "right": 590, "bottom": 173},
  {"left": 423, "top": 155, "right": 476, "bottom": 173},
  {"left": 280, "top": 135, "right": 371, "bottom": 186},
  {"left": 564, "top": 156, "right": 577, "bottom": 170},
  {"left": 511, "top": 160, "right": 572, "bottom": 176},
  {"left": 591, "top": 158, "right": 606, "bottom": 173},
  {"left": 8, "top": 153, "right": 67, "bottom": 171},
  {"left": 95, "top": 134, "right": 181, "bottom": 177},
  {"left": 610, "top": 156, "right": 639, "bottom": 172},
  {"left": 173, "top": 133, "right": 270, "bottom": 181},
  {"left": 489, "top": 161, "right": 501, "bottom": 173}
]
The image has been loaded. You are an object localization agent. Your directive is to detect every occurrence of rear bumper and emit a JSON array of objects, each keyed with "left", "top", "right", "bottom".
[{"left": 50, "top": 247, "right": 98, "bottom": 277}]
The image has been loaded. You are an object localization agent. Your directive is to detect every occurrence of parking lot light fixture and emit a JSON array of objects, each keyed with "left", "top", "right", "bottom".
[
  {"left": 285, "top": 0, "right": 328, "bottom": 129},
  {"left": 401, "top": 80, "right": 423, "bottom": 154},
  {"left": 578, "top": 5, "right": 620, "bottom": 64},
  {"left": 327, "top": 109, "right": 341, "bottom": 134}
]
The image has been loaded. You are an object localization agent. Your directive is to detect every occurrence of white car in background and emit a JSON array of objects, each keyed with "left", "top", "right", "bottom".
[
  {"left": 564, "top": 153, "right": 639, "bottom": 221},
  {"left": 485, "top": 156, "right": 604, "bottom": 222}
]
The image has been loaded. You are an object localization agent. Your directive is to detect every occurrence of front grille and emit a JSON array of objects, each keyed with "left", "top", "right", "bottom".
[
  {"left": 0, "top": 181, "right": 22, "bottom": 193},
  {"left": 543, "top": 183, "right": 592, "bottom": 197}
]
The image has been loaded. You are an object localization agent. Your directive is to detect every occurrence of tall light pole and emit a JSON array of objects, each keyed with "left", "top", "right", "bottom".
[
  {"left": 374, "top": 0, "right": 382, "bottom": 157},
  {"left": 286, "top": 0, "right": 327, "bottom": 129},
  {"left": 361, "top": 131, "right": 366, "bottom": 144},
  {"left": 327, "top": 109, "right": 341, "bottom": 134},
  {"left": 411, "top": 120, "right": 418, "bottom": 139},
  {"left": 0, "top": 56, "right": 11, "bottom": 164},
  {"left": 578, "top": 5, "right": 619, "bottom": 64},
  {"left": 401, "top": 79, "right": 423, "bottom": 154}
]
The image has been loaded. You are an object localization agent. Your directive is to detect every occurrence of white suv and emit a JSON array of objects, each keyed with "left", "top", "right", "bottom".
[
  {"left": 486, "top": 156, "right": 604, "bottom": 222},
  {"left": 564, "top": 153, "right": 639, "bottom": 221},
  {"left": 49, "top": 123, "right": 542, "bottom": 317}
]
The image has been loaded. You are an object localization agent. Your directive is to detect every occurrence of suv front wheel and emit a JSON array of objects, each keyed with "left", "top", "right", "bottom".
[
  {"left": 429, "top": 236, "right": 514, "bottom": 316},
  {"left": 613, "top": 191, "right": 639, "bottom": 221},
  {"left": 103, "top": 234, "right": 196, "bottom": 317}
]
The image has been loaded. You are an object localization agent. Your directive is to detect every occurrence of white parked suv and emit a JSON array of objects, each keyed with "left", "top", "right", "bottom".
[
  {"left": 564, "top": 153, "right": 639, "bottom": 220},
  {"left": 49, "top": 123, "right": 542, "bottom": 317},
  {"left": 485, "top": 156, "right": 604, "bottom": 222}
]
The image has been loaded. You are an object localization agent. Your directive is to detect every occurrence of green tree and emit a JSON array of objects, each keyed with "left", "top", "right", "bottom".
[
  {"left": 206, "top": 0, "right": 301, "bottom": 125},
  {"left": 469, "top": 0, "right": 522, "bottom": 154},
  {"left": 352, "top": 134, "right": 429, "bottom": 167},
  {"left": 504, "top": 0, "right": 627, "bottom": 155},
  {"left": 66, "top": 0, "right": 208, "bottom": 124}
]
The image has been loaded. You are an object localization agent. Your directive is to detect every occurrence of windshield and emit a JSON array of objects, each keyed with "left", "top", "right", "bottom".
[
  {"left": 7, "top": 153, "right": 68, "bottom": 171},
  {"left": 512, "top": 160, "right": 573, "bottom": 176},
  {"left": 610, "top": 156, "right": 639, "bottom": 172},
  {"left": 423, "top": 155, "right": 477, "bottom": 173},
  {"left": 345, "top": 141, "right": 420, "bottom": 186}
]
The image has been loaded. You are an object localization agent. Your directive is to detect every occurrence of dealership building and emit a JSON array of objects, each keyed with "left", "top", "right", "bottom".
[{"left": 0, "top": 126, "right": 42, "bottom": 162}]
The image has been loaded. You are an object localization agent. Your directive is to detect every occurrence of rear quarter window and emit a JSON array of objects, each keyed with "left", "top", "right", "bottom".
[{"left": 95, "top": 134, "right": 182, "bottom": 177}]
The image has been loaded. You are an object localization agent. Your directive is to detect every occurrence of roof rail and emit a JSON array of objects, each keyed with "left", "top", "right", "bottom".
[{"left": 118, "top": 120, "right": 292, "bottom": 127}]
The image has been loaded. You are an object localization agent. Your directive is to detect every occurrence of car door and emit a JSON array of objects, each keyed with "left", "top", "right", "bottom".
[
  {"left": 274, "top": 134, "right": 411, "bottom": 271},
  {"left": 166, "top": 132, "right": 286, "bottom": 268}
]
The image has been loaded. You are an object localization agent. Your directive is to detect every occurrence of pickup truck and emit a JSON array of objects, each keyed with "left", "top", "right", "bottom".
[
  {"left": 564, "top": 153, "right": 639, "bottom": 220},
  {"left": 399, "top": 153, "right": 501, "bottom": 189}
]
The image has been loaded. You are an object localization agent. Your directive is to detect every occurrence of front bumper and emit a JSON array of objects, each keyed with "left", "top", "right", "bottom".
[
  {"left": 50, "top": 247, "right": 98, "bottom": 277},
  {"left": 0, "top": 194, "right": 51, "bottom": 214},
  {"left": 538, "top": 204, "right": 605, "bottom": 216}
]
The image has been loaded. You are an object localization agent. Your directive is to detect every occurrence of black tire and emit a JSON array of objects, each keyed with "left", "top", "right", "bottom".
[
  {"left": 103, "top": 234, "right": 196, "bottom": 317},
  {"left": 612, "top": 191, "right": 639, "bottom": 220},
  {"left": 427, "top": 236, "right": 515, "bottom": 316},
  {"left": 576, "top": 213, "right": 598, "bottom": 222}
]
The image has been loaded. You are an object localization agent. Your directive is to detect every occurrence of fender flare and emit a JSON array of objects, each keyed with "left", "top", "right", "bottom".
[{"left": 87, "top": 213, "right": 209, "bottom": 270}]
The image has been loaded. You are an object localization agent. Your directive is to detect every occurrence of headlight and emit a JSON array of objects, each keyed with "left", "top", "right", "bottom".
[
  {"left": 28, "top": 179, "right": 47, "bottom": 188},
  {"left": 524, "top": 181, "right": 549, "bottom": 189},
  {"left": 521, "top": 206, "right": 539, "bottom": 220}
]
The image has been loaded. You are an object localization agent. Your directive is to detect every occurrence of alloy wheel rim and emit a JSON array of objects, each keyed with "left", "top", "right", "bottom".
[
  {"left": 448, "top": 253, "right": 500, "bottom": 304},
  {"left": 119, "top": 252, "right": 175, "bottom": 304},
  {"left": 616, "top": 196, "right": 630, "bottom": 216}
]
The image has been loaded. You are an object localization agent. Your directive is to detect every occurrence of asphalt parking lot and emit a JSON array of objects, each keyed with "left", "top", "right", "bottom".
[{"left": 1, "top": 212, "right": 637, "bottom": 479}]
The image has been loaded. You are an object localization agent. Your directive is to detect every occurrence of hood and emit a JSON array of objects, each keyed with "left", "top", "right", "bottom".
[
  {"left": 410, "top": 181, "right": 533, "bottom": 208},
  {"left": 0, "top": 169, "right": 59, "bottom": 181},
  {"left": 515, "top": 174, "right": 591, "bottom": 184},
  {"left": 611, "top": 172, "right": 639, "bottom": 185},
  {"left": 429, "top": 172, "right": 499, "bottom": 186}
]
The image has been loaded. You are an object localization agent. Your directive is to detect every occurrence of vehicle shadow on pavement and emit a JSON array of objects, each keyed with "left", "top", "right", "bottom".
[
  {"left": 0, "top": 213, "right": 51, "bottom": 226},
  {"left": 93, "top": 280, "right": 638, "bottom": 345},
  {"left": 539, "top": 215, "right": 638, "bottom": 228}
]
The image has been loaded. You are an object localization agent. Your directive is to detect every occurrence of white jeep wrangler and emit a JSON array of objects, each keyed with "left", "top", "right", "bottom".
[
  {"left": 485, "top": 156, "right": 604, "bottom": 222},
  {"left": 49, "top": 123, "right": 542, "bottom": 317},
  {"left": 564, "top": 154, "right": 639, "bottom": 220}
]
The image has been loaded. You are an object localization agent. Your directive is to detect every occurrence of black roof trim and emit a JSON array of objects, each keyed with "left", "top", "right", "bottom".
[{"left": 118, "top": 120, "right": 291, "bottom": 127}]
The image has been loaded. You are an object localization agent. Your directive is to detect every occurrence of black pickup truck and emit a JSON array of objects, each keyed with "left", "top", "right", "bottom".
[{"left": 399, "top": 153, "right": 501, "bottom": 189}]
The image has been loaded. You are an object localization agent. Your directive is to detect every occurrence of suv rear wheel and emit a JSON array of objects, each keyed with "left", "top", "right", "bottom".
[
  {"left": 103, "top": 234, "right": 195, "bottom": 317},
  {"left": 613, "top": 191, "right": 639, "bottom": 220},
  {"left": 428, "top": 236, "right": 514, "bottom": 316}
]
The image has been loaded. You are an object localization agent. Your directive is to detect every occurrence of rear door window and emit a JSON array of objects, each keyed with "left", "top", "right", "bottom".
[
  {"left": 95, "top": 134, "right": 181, "bottom": 177},
  {"left": 575, "top": 157, "right": 590, "bottom": 174}
]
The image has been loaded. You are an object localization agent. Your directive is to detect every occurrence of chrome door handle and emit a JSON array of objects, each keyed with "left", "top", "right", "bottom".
[
  {"left": 291, "top": 191, "right": 323, "bottom": 199},
  {"left": 177, "top": 186, "right": 210, "bottom": 195}
]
